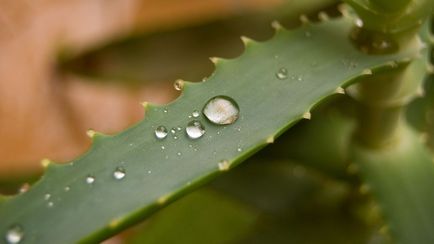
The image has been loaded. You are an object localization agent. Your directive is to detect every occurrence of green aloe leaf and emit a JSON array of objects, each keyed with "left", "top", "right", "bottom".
[
  {"left": 0, "top": 16, "right": 418, "bottom": 243},
  {"left": 352, "top": 126, "right": 434, "bottom": 244}
]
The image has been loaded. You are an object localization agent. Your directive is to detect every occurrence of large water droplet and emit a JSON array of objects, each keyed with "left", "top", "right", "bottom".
[
  {"left": 5, "top": 225, "right": 23, "bottom": 244},
  {"left": 86, "top": 175, "right": 95, "bottom": 185},
  {"left": 275, "top": 68, "right": 288, "bottom": 80},
  {"left": 186, "top": 120, "right": 205, "bottom": 139},
  {"left": 155, "top": 126, "right": 168, "bottom": 139},
  {"left": 113, "top": 167, "right": 126, "bottom": 180},
  {"left": 203, "top": 96, "right": 239, "bottom": 125}
]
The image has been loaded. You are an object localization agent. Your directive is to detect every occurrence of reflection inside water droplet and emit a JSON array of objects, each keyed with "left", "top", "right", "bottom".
[
  {"left": 192, "top": 110, "right": 200, "bottom": 118},
  {"left": 5, "top": 225, "right": 23, "bottom": 244},
  {"left": 113, "top": 167, "right": 126, "bottom": 180},
  {"left": 86, "top": 175, "right": 95, "bottom": 185},
  {"left": 275, "top": 67, "right": 288, "bottom": 80},
  {"left": 203, "top": 96, "right": 239, "bottom": 125},
  {"left": 154, "top": 126, "right": 168, "bottom": 139},
  {"left": 186, "top": 120, "right": 205, "bottom": 139}
]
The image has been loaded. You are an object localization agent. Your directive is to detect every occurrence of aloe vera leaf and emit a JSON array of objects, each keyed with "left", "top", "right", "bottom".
[
  {"left": 352, "top": 125, "right": 434, "bottom": 244},
  {"left": 0, "top": 17, "right": 418, "bottom": 244}
]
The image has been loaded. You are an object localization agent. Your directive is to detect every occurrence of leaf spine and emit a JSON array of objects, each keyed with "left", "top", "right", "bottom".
[
  {"left": 335, "top": 87, "right": 345, "bottom": 94},
  {"left": 302, "top": 112, "right": 311, "bottom": 120}
]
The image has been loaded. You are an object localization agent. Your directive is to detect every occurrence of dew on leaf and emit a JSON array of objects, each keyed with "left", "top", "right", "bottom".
[
  {"left": 5, "top": 225, "right": 23, "bottom": 244},
  {"left": 113, "top": 167, "right": 126, "bottom": 180},
  {"left": 154, "top": 126, "right": 168, "bottom": 139},
  {"left": 192, "top": 110, "right": 200, "bottom": 118},
  {"left": 275, "top": 67, "right": 288, "bottom": 80},
  {"left": 203, "top": 96, "right": 239, "bottom": 125},
  {"left": 86, "top": 175, "right": 95, "bottom": 185},
  {"left": 186, "top": 120, "right": 205, "bottom": 139}
]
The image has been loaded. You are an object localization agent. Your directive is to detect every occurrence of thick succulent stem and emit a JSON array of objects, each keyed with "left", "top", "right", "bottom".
[
  {"left": 347, "top": 0, "right": 429, "bottom": 148},
  {"left": 348, "top": 59, "right": 421, "bottom": 147}
]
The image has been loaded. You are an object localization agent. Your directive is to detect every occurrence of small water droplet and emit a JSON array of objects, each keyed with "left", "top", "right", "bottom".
[
  {"left": 186, "top": 120, "right": 205, "bottom": 139},
  {"left": 297, "top": 75, "right": 303, "bottom": 81},
  {"left": 203, "top": 96, "right": 239, "bottom": 125},
  {"left": 155, "top": 126, "right": 168, "bottom": 139},
  {"left": 173, "top": 136, "right": 178, "bottom": 140},
  {"left": 64, "top": 186, "right": 70, "bottom": 192},
  {"left": 5, "top": 225, "right": 23, "bottom": 244},
  {"left": 113, "top": 167, "right": 126, "bottom": 180},
  {"left": 161, "top": 145, "right": 165, "bottom": 150},
  {"left": 163, "top": 108, "right": 168, "bottom": 113},
  {"left": 170, "top": 128, "right": 176, "bottom": 134},
  {"left": 86, "top": 175, "right": 95, "bottom": 185},
  {"left": 148, "top": 170, "right": 152, "bottom": 174},
  {"left": 275, "top": 67, "right": 288, "bottom": 80},
  {"left": 177, "top": 152, "right": 182, "bottom": 156},
  {"left": 165, "top": 155, "right": 169, "bottom": 159},
  {"left": 237, "top": 147, "right": 242, "bottom": 152},
  {"left": 177, "top": 126, "right": 182, "bottom": 131},
  {"left": 47, "top": 201, "right": 54, "bottom": 208},
  {"left": 44, "top": 194, "right": 51, "bottom": 200},
  {"left": 192, "top": 110, "right": 200, "bottom": 118}
]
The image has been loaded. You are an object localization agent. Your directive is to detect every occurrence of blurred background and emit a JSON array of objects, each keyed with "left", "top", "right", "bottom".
[{"left": 0, "top": 0, "right": 393, "bottom": 243}]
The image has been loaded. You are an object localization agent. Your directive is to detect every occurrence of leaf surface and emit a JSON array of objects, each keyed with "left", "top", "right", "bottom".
[{"left": 0, "top": 17, "right": 417, "bottom": 243}]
